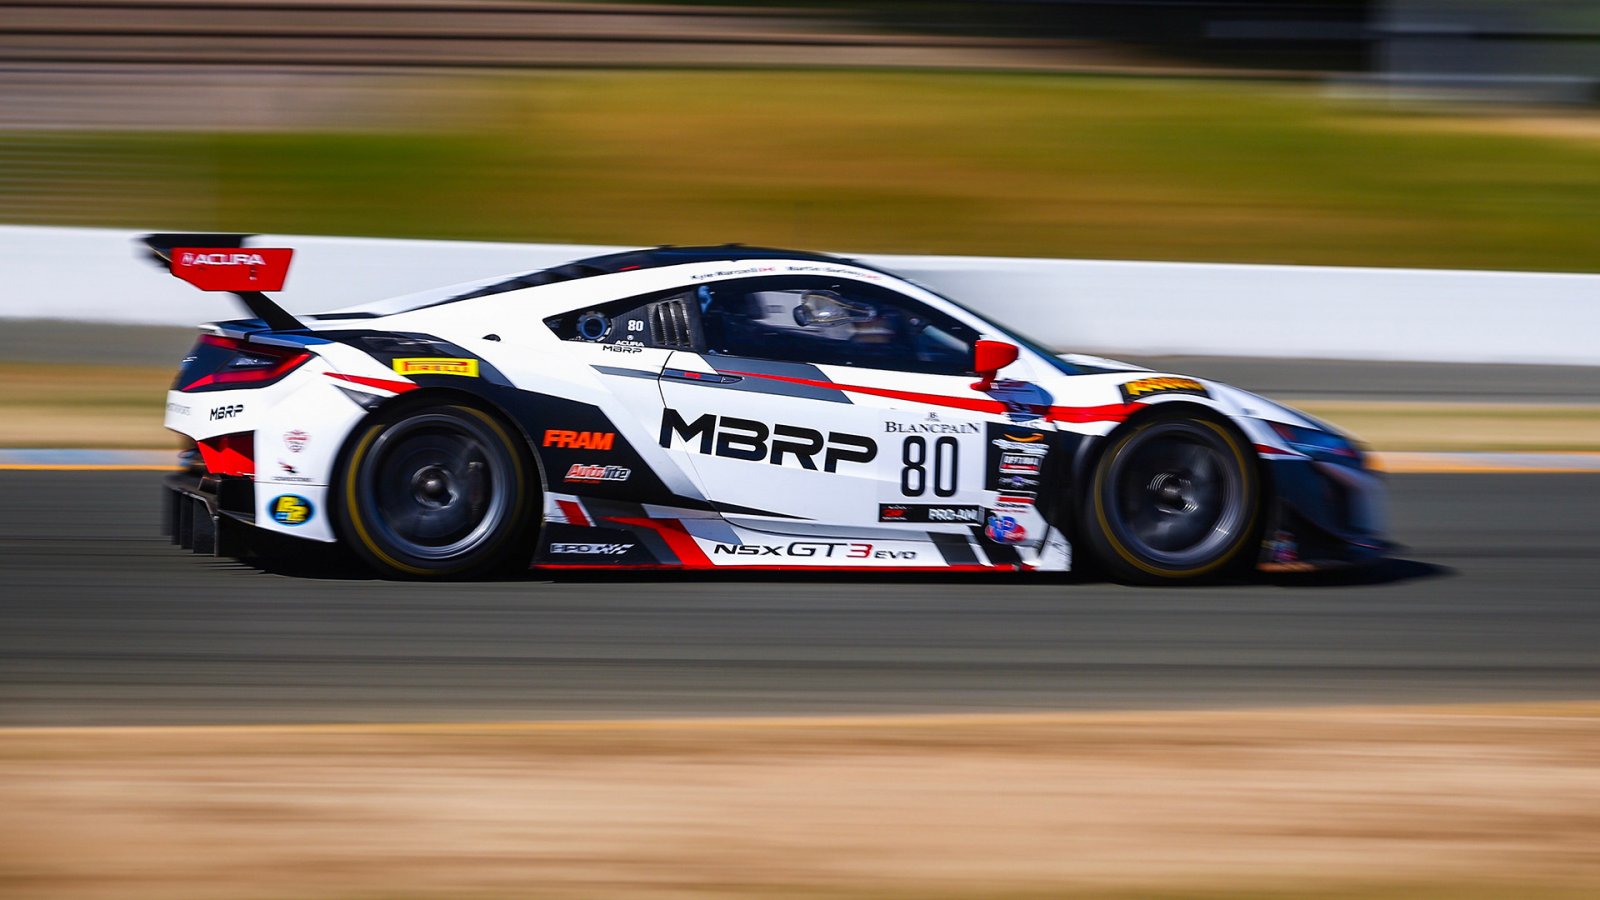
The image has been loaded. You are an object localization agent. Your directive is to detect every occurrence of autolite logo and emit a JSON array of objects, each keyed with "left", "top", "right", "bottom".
[
  {"left": 544, "top": 430, "right": 615, "bottom": 450},
  {"left": 180, "top": 252, "right": 267, "bottom": 267},
  {"left": 564, "top": 464, "right": 631, "bottom": 484}
]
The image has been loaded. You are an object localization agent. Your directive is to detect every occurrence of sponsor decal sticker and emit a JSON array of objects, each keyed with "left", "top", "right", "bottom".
[
  {"left": 283, "top": 429, "right": 309, "bottom": 453},
  {"left": 884, "top": 421, "right": 980, "bottom": 434},
  {"left": 991, "top": 438, "right": 1049, "bottom": 454},
  {"left": 999, "top": 474, "right": 1039, "bottom": 489},
  {"left": 550, "top": 542, "right": 634, "bottom": 555},
  {"left": 270, "top": 494, "right": 313, "bottom": 526},
  {"left": 276, "top": 461, "right": 314, "bottom": 484},
  {"left": 999, "top": 453, "right": 1041, "bottom": 475},
  {"left": 171, "top": 248, "right": 292, "bottom": 292},
  {"left": 985, "top": 514, "right": 1027, "bottom": 544},
  {"left": 564, "top": 463, "right": 631, "bottom": 484},
  {"left": 208, "top": 404, "right": 244, "bottom": 421},
  {"left": 1119, "top": 376, "right": 1208, "bottom": 402},
  {"left": 166, "top": 402, "right": 190, "bottom": 416},
  {"left": 712, "top": 542, "right": 916, "bottom": 560},
  {"left": 543, "top": 430, "right": 616, "bottom": 451},
  {"left": 182, "top": 251, "right": 265, "bottom": 267},
  {"left": 688, "top": 265, "right": 778, "bottom": 282},
  {"left": 660, "top": 409, "right": 876, "bottom": 473},
  {"left": 878, "top": 504, "right": 983, "bottom": 524},
  {"left": 392, "top": 357, "right": 479, "bottom": 378}
]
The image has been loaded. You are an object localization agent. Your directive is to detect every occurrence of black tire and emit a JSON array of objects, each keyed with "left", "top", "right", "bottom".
[
  {"left": 336, "top": 402, "right": 536, "bottom": 578},
  {"left": 1082, "top": 410, "right": 1260, "bottom": 584}
]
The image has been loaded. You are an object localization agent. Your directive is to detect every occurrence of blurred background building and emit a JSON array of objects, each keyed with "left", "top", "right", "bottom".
[{"left": 1375, "top": 1, "right": 1600, "bottom": 103}]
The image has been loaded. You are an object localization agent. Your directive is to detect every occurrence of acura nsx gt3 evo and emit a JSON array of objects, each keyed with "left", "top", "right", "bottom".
[{"left": 151, "top": 236, "right": 1387, "bottom": 582}]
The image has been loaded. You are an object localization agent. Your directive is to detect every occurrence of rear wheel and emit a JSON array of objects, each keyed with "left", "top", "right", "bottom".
[
  {"left": 337, "top": 403, "right": 535, "bottom": 578},
  {"left": 1082, "top": 411, "right": 1260, "bottom": 584}
]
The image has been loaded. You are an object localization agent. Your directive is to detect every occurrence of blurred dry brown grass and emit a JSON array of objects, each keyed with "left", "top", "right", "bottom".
[
  {"left": 0, "top": 364, "right": 175, "bottom": 448},
  {"left": 2, "top": 703, "right": 1598, "bottom": 899},
  {"left": 1290, "top": 399, "right": 1600, "bottom": 452},
  {"left": 6, "top": 72, "right": 1599, "bottom": 272}
]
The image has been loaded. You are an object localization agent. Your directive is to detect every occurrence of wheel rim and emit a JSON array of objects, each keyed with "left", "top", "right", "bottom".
[
  {"left": 357, "top": 413, "right": 512, "bottom": 561},
  {"left": 1105, "top": 421, "right": 1247, "bottom": 569}
]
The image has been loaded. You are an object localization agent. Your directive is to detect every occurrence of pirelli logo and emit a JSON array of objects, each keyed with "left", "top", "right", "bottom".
[
  {"left": 1119, "top": 376, "right": 1208, "bottom": 402},
  {"left": 392, "top": 357, "right": 479, "bottom": 377}
]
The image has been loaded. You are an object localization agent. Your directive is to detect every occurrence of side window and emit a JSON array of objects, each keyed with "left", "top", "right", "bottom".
[
  {"left": 697, "top": 277, "right": 976, "bottom": 375},
  {"left": 544, "top": 289, "right": 701, "bottom": 352}
]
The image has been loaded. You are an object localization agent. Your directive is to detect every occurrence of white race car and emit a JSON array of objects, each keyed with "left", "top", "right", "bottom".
[{"left": 151, "top": 236, "right": 1387, "bottom": 582}]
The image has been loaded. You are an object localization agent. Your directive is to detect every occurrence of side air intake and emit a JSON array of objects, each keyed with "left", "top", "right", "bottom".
[{"left": 649, "top": 297, "right": 696, "bottom": 350}]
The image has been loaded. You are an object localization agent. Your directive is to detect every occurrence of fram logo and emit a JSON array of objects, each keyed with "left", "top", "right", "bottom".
[{"left": 544, "top": 430, "right": 615, "bottom": 450}]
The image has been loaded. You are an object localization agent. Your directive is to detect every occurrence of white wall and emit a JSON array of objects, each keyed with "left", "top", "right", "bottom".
[{"left": 2, "top": 224, "right": 1593, "bottom": 365}]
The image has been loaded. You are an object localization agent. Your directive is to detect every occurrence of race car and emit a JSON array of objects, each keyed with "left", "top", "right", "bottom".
[{"left": 150, "top": 235, "right": 1387, "bottom": 582}]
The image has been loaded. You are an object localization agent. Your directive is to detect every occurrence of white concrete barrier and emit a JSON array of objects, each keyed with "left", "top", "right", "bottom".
[{"left": 2, "top": 224, "right": 1594, "bottom": 365}]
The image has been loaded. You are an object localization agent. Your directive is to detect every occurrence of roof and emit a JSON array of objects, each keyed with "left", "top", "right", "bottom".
[{"left": 440, "top": 244, "right": 873, "bottom": 305}]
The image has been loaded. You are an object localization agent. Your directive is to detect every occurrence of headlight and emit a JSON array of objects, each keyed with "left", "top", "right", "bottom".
[{"left": 1268, "top": 421, "right": 1364, "bottom": 465}]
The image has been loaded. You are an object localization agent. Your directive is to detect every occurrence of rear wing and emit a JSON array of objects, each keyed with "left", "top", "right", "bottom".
[{"left": 141, "top": 233, "right": 304, "bottom": 331}]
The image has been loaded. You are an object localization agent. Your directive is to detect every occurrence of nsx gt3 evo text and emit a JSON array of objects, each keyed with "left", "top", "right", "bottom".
[{"left": 152, "top": 237, "right": 1388, "bottom": 582}]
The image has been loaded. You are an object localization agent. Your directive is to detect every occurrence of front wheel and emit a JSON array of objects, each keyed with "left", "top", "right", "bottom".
[
  {"left": 1082, "top": 411, "right": 1260, "bottom": 584},
  {"left": 336, "top": 403, "right": 536, "bottom": 578}
]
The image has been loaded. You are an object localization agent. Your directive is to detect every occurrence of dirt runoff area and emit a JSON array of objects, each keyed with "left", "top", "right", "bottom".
[{"left": 2, "top": 704, "right": 1598, "bottom": 900}]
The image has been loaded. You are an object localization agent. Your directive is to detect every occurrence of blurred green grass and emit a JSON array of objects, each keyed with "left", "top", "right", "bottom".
[{"left": 5, "top": 71, "right": 1599, "bottom": 271}]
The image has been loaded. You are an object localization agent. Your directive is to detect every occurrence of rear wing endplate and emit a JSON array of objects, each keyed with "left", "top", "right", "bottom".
[{"left": 141, "top": 233, "right": 304, "bottom": 331}]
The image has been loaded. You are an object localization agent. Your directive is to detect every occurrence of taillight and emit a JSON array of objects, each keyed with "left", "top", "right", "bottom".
[{"left": 178, "top": 334, "right": 312, "bottom": 391}]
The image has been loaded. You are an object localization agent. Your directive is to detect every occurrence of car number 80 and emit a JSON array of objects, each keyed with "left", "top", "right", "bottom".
[{"left": 901, "top": 436, "right": 958, "bottom": 498}]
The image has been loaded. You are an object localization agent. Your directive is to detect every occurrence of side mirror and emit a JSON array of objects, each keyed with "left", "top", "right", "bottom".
[{"left": 971, "top": 339, "right": 1019, "bottom": 391}]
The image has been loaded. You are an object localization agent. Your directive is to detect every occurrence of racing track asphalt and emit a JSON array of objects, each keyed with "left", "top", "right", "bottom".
[{"left": 1, "top": 470, "right": 1597, "bottom": 726}]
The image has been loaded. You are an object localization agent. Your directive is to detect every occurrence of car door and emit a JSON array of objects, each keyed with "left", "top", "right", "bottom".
[
  {"left": 655, "top": 274, "right": 1057, "bottom": 560},
  {"left": 535, "top": 286, "right": 706, "bottom": 507}
]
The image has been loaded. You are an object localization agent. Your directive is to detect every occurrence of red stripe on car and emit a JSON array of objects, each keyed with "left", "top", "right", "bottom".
[
  {"left": 719, "top": 369, "right": 1139, "bottom": 424},
  {"left": 556, "top": 499, "right": 591, "bottom": 527},
  {"left": 325, "top": 372, "right": 418, "bottom": 394},
  {"left": 606, "top": 516, "right": 714, "bottom": 568}
]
